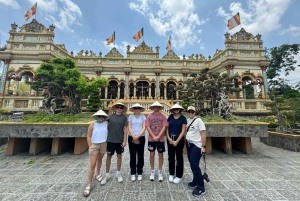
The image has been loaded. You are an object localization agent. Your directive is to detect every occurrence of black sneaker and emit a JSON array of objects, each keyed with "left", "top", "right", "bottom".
[
  {"left": 188, "top": 182, "right": 197, "bottom": 189},
  {"left": 192, "top": 188, "right": 206, "bottom": 197}
]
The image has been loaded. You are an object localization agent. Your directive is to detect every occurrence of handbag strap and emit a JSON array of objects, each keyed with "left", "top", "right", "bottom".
[{"left": 186, "top": 118, "right": 197, "bottom": 133}]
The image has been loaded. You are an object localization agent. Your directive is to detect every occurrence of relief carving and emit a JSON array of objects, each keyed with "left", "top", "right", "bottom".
[
  {"left": 105, "top": 47, "right": 124, "bottom": 58},
  {"left": 162, "top": 50, "right": 180, "bottom": 60}
]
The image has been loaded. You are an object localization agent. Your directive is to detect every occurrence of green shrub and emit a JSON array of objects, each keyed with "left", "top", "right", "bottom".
[{"left": 24, "top": 111, "right": 93, "bottom": 123}]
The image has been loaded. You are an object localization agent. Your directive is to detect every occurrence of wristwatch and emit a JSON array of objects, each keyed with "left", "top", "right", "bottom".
[{"left": 202, "top": 145, "right": 206, "bottom": 148}]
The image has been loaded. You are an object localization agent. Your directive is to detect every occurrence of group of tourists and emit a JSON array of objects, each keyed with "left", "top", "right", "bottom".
[{"left": 83, "top": 101, "right": 207, "bottom": 198}]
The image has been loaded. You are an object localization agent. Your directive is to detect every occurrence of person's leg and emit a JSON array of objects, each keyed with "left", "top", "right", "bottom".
[
  {"left": 167, "top": 139, "right": 176, "bottom": 176},
  {"left": 137, "top": 136, "right": 145, "bottom": 175},
  {"left": 175, "top": 138, "right": 185, "bottom": 178},
  {"left": 150, "top": 151, "right": 155, "bottom": 170},
  {"left": 189, "top": 145, "right": 205, "bottom": 191},
  {"left": 96, "top": 153, "right": 101, "bottom": 176},
  {"left": 128, "top": 136, "right": 137, "bottom": 175},
  {"left": 158, "top": 152, "right": 164, "bottom": 170},
  {"left": 117, "top": 153, "right": 122, "bottom": 171},
  {"left": 105, "top": 154, "right": 112, "bottom": 173},
  {"left": 87, "top": 154, "right": 98, "bottom": 187}
]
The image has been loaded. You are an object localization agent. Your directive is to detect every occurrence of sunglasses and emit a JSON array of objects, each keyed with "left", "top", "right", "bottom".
[
  {"left": 187, "top": 111, "right": 195, "bottom": 113},
  {"left": 116, "top": 106, "right": 123, "bottom": 109},
  {"left": 134, "top": 108, "right": 141, "bottom": 110}
]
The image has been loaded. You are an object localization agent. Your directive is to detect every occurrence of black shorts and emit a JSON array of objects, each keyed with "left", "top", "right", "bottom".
[
  {"left": 107, "top": 142, "right": 124, "bottom": 155},
  {"left": 148, "top": 141, "right": 165, "bottom": 153}
]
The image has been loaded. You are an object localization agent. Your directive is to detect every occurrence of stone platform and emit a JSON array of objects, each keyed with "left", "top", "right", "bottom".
[{"left": 0, "top": 137, "right": 299, "bottom": 201}]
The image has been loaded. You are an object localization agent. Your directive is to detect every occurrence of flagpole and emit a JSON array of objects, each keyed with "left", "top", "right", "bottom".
[
  {"left": 143, "top": 27, "right": 144, "bottom": 42},
  {"left": 35, "top": 2, "right": 37, "bottom": 20}
]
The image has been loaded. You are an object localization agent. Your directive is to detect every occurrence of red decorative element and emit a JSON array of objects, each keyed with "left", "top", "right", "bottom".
[
  {"left": 182, "top": 73, "right": 188, "bottom": 77},
  {"left": 125, "top": 72, "right": 130, "bottom": 76},
  {"left": 155, "top": 73, "right": 160, "bottom": 76},
  {"left": 260, "top": 66, "right": 267, "bottom": 71},
  {"left": 225, "top": 65, "right": 234, "bottom": 70},
  {"left": 96, "top": 71, "right": 101, "bottom": 76}
]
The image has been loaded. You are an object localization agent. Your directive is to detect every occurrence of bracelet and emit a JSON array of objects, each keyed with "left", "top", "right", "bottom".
[{"left": 202, "top": 145, "right": 206, "bottom": 148}]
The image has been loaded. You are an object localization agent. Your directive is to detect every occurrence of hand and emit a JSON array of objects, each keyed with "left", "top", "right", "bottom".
[
  {"left": 167, "top": 137, "right": 173, "bottom": 145},
  {"left": 133, "top": 139, "right": 140, "bottom": 144},
  {"left": 201, "top": 147, "right": 206, "bottom": 155},
  {"left": 173, "top": 140, "right": 178, "bottom": 147},
  {"left": 121, "top": 141, "right": 126, "bottom": 148},
  {"left": 153, "top": 136, "right": 159, "bottom": 142}
]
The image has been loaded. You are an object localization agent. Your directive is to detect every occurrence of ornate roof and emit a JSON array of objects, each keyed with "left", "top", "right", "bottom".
[
  {"left": 226, "top": 28, "right": 256, "bottom": 41},
  {"left": 17, "top": 19, "right": 54, "bottom": 33},
  {"left": 132, "top": 41, "right": 154, "bottom": 53},
  {"left": 162, "top": 50, "right": 180, "bottom": 60},
  {"left": 104, "top": 47, "right": 124, "bottom": 58}
]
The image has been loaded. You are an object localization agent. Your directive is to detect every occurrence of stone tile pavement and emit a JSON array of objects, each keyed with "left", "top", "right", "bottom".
[{"left": 0, "top": 137, "right": 299, "bottom": 201}]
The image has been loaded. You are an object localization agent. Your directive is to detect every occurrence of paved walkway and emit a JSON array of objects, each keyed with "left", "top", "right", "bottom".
[{"left": 0, "top": 137, "right": 299, "bottom": 201}]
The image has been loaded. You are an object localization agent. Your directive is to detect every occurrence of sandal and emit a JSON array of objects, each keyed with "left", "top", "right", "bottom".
[
  {"left": 83, "top": 186, "right": 91, "bottom": 197},
  {"left": 95, "top": 175, "right": 103, "bottom": 182}
]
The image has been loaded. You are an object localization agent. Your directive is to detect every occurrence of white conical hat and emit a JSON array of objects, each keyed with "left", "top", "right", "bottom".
[
  {"left": 112, "top": 102, "right": 127, "bottom": 112},
  {"left": 170, "top": 103, "right": 184, "bottom": 111},
  {"left": 92, "top": 110, "right": 108, "bottom": 117},
  {"left": 129, "top": 103, "right": 145, "bottom": 112},
  {"left": 149, "top": 101, "right": 163, "bottom": 110}
]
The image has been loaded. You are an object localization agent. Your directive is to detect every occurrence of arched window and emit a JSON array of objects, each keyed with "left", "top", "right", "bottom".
[
  {"left": 119, "top": 82, "right": 125, "bottom": 99},
  {"left": 100, "top": 87, "right": 105, "bottom": 99},
  {"left": 151, "top": 83, "right": 155, "bottom": 98},
  {"left": 107, "top": 80, "right": 118, "bottom": 99},
  {"left": 160, "top": 83, "right": 165, "bottom": 98},
  {"left": 129, "top": 83, "right": 134, "bottom": 99},
  {"left": 243, "top": 77, "right": 254, "bottom": 99},
  {"left": 136, "top": 81, "right": 149, "bottom": 99},
  {"left": 167, "top": 81, "right": 176, "bottom": 100}
]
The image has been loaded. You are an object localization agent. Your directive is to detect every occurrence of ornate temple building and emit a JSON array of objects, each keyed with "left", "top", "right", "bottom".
[{"left": 0, "top": 19, "right": 271, "bottom": 115}]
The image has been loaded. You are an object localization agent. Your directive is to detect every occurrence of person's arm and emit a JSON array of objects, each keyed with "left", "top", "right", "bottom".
[
  {"left": 86, "top": 123, "right": 94, "bottom": 148},
  {"left": 200, "top": 130, "right": 206, "bottom": 154},
  {"left": 122, "top": 124, "right": 128, "bottom": 148},
  {"left": 136, "top": 118, "right": 146, "bottom": 139},
  {"left": 128, "top": 116, "right": 135, "bottom": 139}
]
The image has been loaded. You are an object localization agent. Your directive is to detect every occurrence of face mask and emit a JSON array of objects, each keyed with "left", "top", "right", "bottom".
[{"left": 97, "top": 117, "right": 105, "bottom": 123}]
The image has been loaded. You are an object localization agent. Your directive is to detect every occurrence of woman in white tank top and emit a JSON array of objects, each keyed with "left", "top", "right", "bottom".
[{"left": 83, "top": 110, "right": 108, "bottom": 197}]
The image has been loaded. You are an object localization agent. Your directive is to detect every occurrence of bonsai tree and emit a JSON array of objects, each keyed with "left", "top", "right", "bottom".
[
  {"left": 179, "top": 68, "right": 241, "bottom": 119},
  {"left": 31, "top": 57, "right": 108, "bottom": 114}
]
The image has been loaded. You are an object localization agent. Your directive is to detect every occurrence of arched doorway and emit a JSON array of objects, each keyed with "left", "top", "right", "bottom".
[
  {"left": 160, "top": 83, "right": 165, "bottom": 99},
  {"left": 129, "top": 83, "right": 134, "bottom": 99},
  {"left": 119, "top": 82, "right": 125, "bottom": 99},
  {"left": 242, "top": 77, "right": 254, "bottom": 99},
  {"left": 167, "top": 81, "right": 176, "bottom": 100},
  {"left": 107, "top": 80, "right": 118, "bottom": 99},
  {"left": 151, "top": 83, "right": 156, "bottom": 99},
  {"left": 136, "top": 81, "right": 149, "bottom": 99}
]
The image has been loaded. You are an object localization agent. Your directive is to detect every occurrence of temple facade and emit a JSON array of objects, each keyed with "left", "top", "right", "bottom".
[{"left": 0, "top": 19, "right": 271, "bottom": 114}]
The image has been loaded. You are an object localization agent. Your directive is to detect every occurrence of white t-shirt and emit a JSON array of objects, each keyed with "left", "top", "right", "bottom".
[
  {"left": 186, "top": 117, "right": 206, "bottom": 148},
  {"left": 128, "top": 114, "right": 146, "bottom": 136}
]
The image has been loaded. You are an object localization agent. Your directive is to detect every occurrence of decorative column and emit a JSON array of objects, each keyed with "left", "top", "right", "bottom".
[
  {"left": 105, "top": 86, "right": 108, "bottom": 99},
  {"left": 13, "top": 76, "right": 21, "bottom": 96},
  {"left": 117, "top": 84, "right": 120, "bottom": 99},
  {"left": 0, "top": 60, "right": 10, "bottom": 94},
  {"left": 252, "top": 81, "right": 257, "bottom": 98},
  {"left": 260, "top": 66, "right": 268, "bottom": 98},
  {"left": 225, "top": 65, "right": 235, "bottom": 97},
  {"left": 182, "top": 73, "right": 188, "bottom": 89},
  {"left": 238, "top": 81, "right": 243, "bottom": 98},
  {"left": 155, "top": 73, "right": 160, "bottom": 98},
  {"left": 125, "top": 72, "right": 130, "bottom": 98},
  {"left": 134, "top": 85, "right": 137, "bottom": 98},
  {"left": 96, "top": 71, "right": 101, "bottom": 78}
]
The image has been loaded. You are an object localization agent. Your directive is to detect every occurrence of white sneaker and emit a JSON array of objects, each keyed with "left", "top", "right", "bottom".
[
  {"left": 150, "top": 171, "right": 155, "bottom": 181},
  {"left": 131, "top": 175, "right": 136, "bottom": 182},
  {"left": 158, "top": 171, "right": 163, "bottom": 182},
  {"left": 138, "top": 175, "right": 142, "bottom": 181},
  {"left": 173, "top": 177, "right": 182, "bottom": 184},
  {"left": 116, "top": 173, "right": 123, "bottom": 183},
  {"left": 169, "top": 175, "right": 174, "bottom": 182},
  {"left": 100, "top": 174, "right": 111, "bottom": 185}
]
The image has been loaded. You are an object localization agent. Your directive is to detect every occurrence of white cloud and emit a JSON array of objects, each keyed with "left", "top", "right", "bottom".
[
  {"left": 27, "top": 0, "right": 82, "bottom": 32},
  {"left": 279, "top": 25, "right": 300, "bottom": 37},
  {"left": 217, "top": 0, "right": 291, "bottom": 35},
  {"left": 0, "top": 0, "right": 20, "bottom": 9},
  {"left": 78, "top": 38, "right": 96, "bottom": 46},
  {"left": 129, "top": 0, "right": 207, "bottom": 49}
]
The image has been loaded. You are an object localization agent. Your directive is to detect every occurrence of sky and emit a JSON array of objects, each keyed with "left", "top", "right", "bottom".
[{"left": 0, "top": 0, "right": 299, "bottom": 86}]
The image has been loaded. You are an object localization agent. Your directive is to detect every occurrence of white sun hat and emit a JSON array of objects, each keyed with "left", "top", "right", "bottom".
[
  {"left": 187, "top": 106, "right": 196, "bottom": 111},
  {"left": 92, "top": 110, "right": 108, "bottom": 117},
  {"left": 129, "top": 103, "right": 145, "bottom": 112},
  {"left": 149, "top": 101, "right": 163, "bottom": 110},
  {"left": 169, "top": 103, "right": 184, "bottom": 112},
  {"left": 112, "top": 102, "right": 127, "bottom": 112}
]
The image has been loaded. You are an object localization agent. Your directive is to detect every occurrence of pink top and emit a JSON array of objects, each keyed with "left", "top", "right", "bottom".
[{"left": 146, "top": 113, "right": 168, "bottom": 142}]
